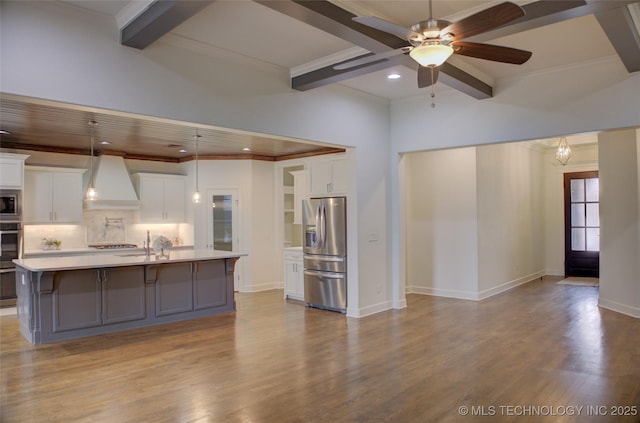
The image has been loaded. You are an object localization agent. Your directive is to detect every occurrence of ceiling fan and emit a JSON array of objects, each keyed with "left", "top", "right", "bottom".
[{"left": 336, "top": 1, "right": 532, "bottom": 91}]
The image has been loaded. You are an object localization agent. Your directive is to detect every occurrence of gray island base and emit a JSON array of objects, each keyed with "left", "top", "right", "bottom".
[{"left": 13, "top": 250, "right": 245, "bottom": 344}]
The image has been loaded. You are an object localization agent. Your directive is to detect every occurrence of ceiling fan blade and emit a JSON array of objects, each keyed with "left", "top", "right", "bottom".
[
  {"left": 333, "top": 47, "right": 411, "bottom": 70},
  {"left": 441, "top": 2, "right": 525, "bottom": 41},
  {"left": 353, "top": 16, "right": 420, "bottom": 41},
  {"left": 417, "top": 66, "right": 439, "bottom": 88},
  {"left": 453, "top": 41, "right": 532, "bottom": 64}
]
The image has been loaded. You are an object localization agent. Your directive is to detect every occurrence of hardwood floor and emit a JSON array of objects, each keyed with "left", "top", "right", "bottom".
[{"left": 1, "top": 277, "right": 639, "bottom": 422}]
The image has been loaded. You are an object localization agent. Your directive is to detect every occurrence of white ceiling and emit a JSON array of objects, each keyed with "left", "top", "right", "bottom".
[
  {"left": 10, "top": 0, "right": 634, "bottom": 157},
  {"left": 59, "top": 0, "right": 627, "bottom": 101}
]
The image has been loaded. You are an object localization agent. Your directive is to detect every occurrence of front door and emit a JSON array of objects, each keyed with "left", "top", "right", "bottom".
[{"left": 564, "top": 171, "right": 599, "bottom": 277}]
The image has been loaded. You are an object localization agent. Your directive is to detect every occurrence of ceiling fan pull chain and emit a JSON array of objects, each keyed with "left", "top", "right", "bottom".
[{"left": 430, "top": 66, "right": 436, "bottom": 108}]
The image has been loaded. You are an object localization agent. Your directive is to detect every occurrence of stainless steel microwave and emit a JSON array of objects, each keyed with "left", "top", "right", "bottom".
[{"left": 0, "top": 189, "right": 21, "bottom": 221}]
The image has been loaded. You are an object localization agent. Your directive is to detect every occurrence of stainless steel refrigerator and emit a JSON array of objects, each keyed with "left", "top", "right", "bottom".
[{"left": 302, "top": 197, "right": 347, "bottom": 313}]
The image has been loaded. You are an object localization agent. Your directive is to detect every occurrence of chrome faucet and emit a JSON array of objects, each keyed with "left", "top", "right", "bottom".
[{"left": 145, "top": 230, "right": 151, "bottom": 257}]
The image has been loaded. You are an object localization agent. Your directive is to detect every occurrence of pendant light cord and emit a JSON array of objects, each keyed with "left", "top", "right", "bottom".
[
  {"left": 89, "top": 120, "right": 95, "bottom": 187},
  {"left": 195, "top": 129, "right": 199, "bottom": 191}
]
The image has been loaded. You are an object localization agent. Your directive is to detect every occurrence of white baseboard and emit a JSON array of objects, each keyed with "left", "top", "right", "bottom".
[
  {"left": 408, "top": 285, "right": 479, "bottom": 300},
  {"left": 239, "top": 282, "right": 283, "bottom": 293},
  {"left": 477, "top": 271, "right": 545, "bottom": 300},
  {"left": 598, "top": 297, "right": 640, "bottom": 318},
  {"left": 347, "top": 300, "right": 393, "bottom": 318},
  {"left": 392, "top": 298, "right": 407, "bottom": 309},
  {"left": 407, "top": 271, "right": 545, "bottom": 301}
]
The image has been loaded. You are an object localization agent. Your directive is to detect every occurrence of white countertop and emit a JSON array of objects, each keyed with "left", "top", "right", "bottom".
[
  {"left": 23, "top": 245, "right": 194, "bottom": 258},
  {"left": 14, "top": 249, "right": 247, "bottom": 272}
]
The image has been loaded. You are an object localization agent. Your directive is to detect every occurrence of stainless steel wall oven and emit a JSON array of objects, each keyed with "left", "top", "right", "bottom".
[{"left": 0, "top": 189, "right": 22, "bottom": 307}]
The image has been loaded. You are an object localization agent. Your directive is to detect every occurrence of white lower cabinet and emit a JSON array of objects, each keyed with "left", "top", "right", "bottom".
[
  {"left": 284, "top": 248, "right": 304, "bottom": 301},
  {"left": 24, "top": 166, "right": 84, "bottom": 224}
]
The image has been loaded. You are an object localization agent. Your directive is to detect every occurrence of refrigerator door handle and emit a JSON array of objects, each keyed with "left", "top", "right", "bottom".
[
  {"left": 304, "top": 269, "right": 345, "bottom": 279},
  {"left": 303, "top": 255, "right": 344, "bottom": 262},
  {"left": 319, "top": 203, "right": 326, "bottom": 248},
  {"left": 315, "top": 203, "right": 322, "bottom": 246}
]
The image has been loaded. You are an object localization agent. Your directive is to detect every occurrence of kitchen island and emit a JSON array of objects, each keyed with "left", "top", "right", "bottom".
[{"left": 13, "top": 250, "right": 245, "bottom": 344}]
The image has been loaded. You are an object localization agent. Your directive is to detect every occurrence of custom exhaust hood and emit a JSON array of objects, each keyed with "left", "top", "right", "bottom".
[{"left": 83, "top": 155, "right": 141, "bottom": 210}]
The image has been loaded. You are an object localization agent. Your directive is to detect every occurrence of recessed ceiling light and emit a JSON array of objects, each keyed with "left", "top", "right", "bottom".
[
  {"left": 242, "top": 147, "right": 251, "bottom": 151},
  {"left": 100, "top": 140, "right": 111, "bottom": 145},
  {"left": 387, "top": 73, "right": 401, "bottom": 80},
  {"left": 0, "top": 129, "right": 11, "bottom": 135},
  {"left": 179, "top": 149, "right": 188, "bottom": 153}
]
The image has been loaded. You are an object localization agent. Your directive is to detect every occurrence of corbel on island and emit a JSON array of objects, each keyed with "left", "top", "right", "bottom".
[{"left": 13, "top": 250, "right": 246, "bottom": 344}]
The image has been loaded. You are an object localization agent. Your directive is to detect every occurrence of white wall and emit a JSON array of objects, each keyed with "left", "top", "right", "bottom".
[
  {"left": 390, "top": 37, "right": 639, "bottom": 312},
  {"left": 405, "top": 142, "right": 548, "bottom": 300},
  {"left": 391, "top": 59, "right": 640, "bottom": 153},
  {"left": 0, "top": 1, "right": 392, "bottom": 316},
  {"left": 476, "top": 142, "right": 545, "bottom": 297},
  {"left": 405, "top": 147, "right": 479, "bottom": 299},
  {"left": 598, "top": 129, "right": 640, "bottom": 318},
  {"left": 250, "top": 160, "right": 277, "bottom": 291}
]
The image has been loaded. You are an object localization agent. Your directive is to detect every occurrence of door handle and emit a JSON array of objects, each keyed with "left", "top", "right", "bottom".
[{"left": 304, "top": 269, "right": 345, "bottom": 279}]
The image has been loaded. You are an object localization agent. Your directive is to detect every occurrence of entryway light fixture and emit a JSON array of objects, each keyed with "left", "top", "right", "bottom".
[
  {"left": 86, "top": 120, "right": 98, "bottom": 201},
  {"left": 192, "top": 129, "right": 201, "bottom": 204},
  {"left": 555, "top": 136, "right": 572, "bottom": 165}
]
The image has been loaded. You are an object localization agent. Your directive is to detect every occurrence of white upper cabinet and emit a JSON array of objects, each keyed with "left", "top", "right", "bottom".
[
  {"left": 24, "top": 166, "right": 84, "bottom": 223},
  {"left": 307, "top": 156, "right": 347, "bottom": 197},
  {"left": 0, "top": 153, "right": 29, "bottom": 189},
  {"left": 133, "top": 173, "right": 185, "bottom": 223}
]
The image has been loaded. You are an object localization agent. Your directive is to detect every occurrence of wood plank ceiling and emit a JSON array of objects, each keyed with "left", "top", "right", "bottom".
[{"left": 0, "top": 94, "right": 344, "bottom": 162}]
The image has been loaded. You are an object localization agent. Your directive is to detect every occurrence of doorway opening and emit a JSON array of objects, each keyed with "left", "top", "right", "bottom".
[{"left": 564, "top": 171, "right": 599, "bottom": 278}]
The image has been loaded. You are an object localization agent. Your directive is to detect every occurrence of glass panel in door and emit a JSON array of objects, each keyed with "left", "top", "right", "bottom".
[
  {"left": 207, "top": 189, "right": 241, "bottom": 291},
  {"left": 210, "top": 194, "right": 234, "bottom": 252}
]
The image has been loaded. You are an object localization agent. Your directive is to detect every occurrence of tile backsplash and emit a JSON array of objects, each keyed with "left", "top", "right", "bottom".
[{"left": 24, "top": 210, "right": 193, "bottom": 251}]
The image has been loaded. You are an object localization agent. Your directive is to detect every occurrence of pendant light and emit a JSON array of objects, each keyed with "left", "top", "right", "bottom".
[
  {"left": 86, "top": 120, "right": 98, "bottom": 200},
  {"left": 192, "top": 129, "right": 201, "bottom": 203},
  {"left": 555, "top": 136, "right": 572, "bottom": 165}
]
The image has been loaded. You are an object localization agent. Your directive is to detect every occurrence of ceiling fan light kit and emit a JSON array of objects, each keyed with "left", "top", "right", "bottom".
[
  {"left": 409, "top": 43, "right": 453, "bottom": 67},
  {"left": 346, "top": 1, "right": 531, "bottom": 106}
]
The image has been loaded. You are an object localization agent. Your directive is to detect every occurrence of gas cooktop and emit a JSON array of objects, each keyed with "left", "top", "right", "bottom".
[{"left": 88, "top": 243, "right": 138, "bottom": 250}]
